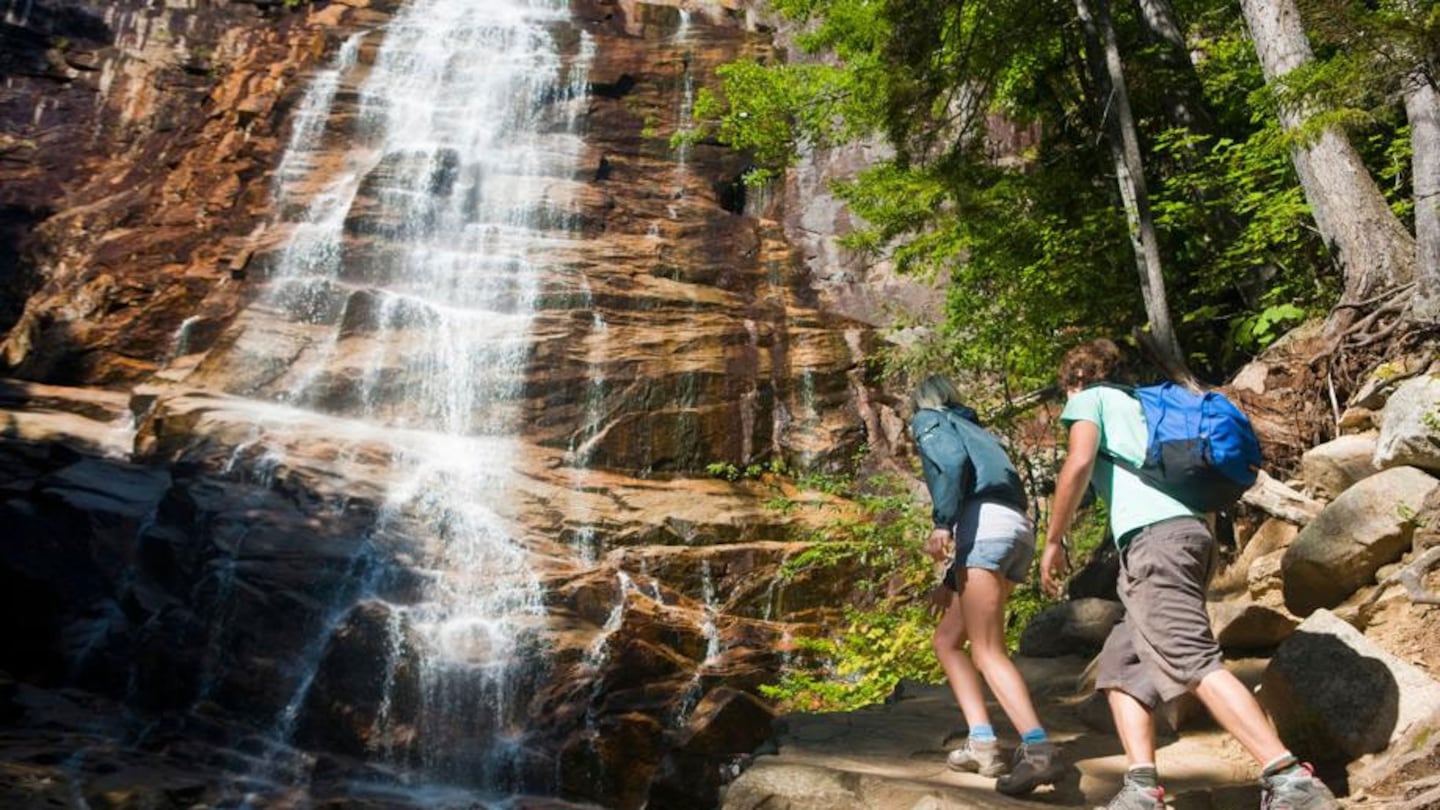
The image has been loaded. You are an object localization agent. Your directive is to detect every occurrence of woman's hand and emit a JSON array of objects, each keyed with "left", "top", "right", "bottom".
[
  {"left": 1040, "top": 538, "right": 1070, "bottom": 598},
  {"left": 924, "top": 527, "right": 952, "bottom": 564},
  {"left": 926, "top": 582, "right": 954, "bottom": 617}
]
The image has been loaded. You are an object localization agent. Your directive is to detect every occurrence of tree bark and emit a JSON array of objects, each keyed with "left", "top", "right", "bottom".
[
  {"left": 1405, "top": 73, "right": 1440, "bottom": 324},
  {"left": 1131, "top": 0, "right": 1212, "bottom": 133},
  {"left": 1074, "top": 0, "right": 1192, "bottom": 381},
  {"left": 1239, "top": 0, "right": 1415, "bottom": 333}
]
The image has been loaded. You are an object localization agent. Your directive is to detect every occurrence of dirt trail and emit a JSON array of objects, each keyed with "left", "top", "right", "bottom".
[{"left": 722, "top": 656, "right": 1274, "bottom": 810}]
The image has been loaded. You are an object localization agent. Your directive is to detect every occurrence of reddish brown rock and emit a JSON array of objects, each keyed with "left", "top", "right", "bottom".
[{"left": 0, "top": 2, "right": 888, "bottom": 808}]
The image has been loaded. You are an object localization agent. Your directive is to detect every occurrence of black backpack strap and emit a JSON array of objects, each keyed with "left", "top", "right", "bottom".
[
  {"left": 1080, "top": 383, "right": 1147, "bottom": 477},
  {"left": 1096, "top": 445, "right": 1145, "bottom": 477}
]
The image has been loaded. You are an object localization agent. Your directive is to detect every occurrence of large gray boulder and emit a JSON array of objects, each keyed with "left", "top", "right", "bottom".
[
  {"left": 1374, "top": 373, "right": 1440, "bottom": 473},
  {"left": 1018, "top": 598, "right": 1124, "bottom": 658},
  {"left": 1281, "top": 467, "right": 1439, "bottom": 616},
  {"left": 1260, "top": 609, "right": 1440, "bottom": 763},
  {"left": 1300, "top": 433, "right": 1379, "bottom": 499},
  {"left": 1209, "top": 599, "right": 1297, "bottom": 652}
]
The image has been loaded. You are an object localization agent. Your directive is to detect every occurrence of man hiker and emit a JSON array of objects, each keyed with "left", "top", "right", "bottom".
[{"left": 1039, "top": 339, "right": 1339, "bottom": 810}]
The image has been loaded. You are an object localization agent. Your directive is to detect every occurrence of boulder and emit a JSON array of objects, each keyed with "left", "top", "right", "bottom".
[
  {"left": 1210, "top": 546, "right": 1300, "bottom": 651},
  {"left": 1018, "top": 598, "right": 1124, "bottom": 658},
  {"left": 1066, "top": 542, "right": 1119, "bottom": 602},
  {"left": 1260, "top": 609, "right": 1440, "bottom": 763},
  {"left": 1210, "top": 518, "right": 1297, "bottom": 597},
  {"left": 720, "top": 760, "right": 873, "bottom": 810},
  {"left": 648, "top": 687, "right": 775, "bottom": 809},
  {"left": 1374, "top": 374, "right": 1440, "bottom": 473},
  {"left": 1281, "top": 466, "right": 1439, "bottom": 616},
  {"left": 1209, "top": 599, "right": 1297, "bottom": 651},
  {"left": 1349, "top": 355, "right": 1432, "bottom": 411},
  {"left": 1299, "top": 432, "right": 1379, "bottom": 499}
]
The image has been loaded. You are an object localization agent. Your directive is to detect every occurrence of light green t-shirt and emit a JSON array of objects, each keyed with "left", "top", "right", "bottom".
[{"left": 1060, "top": 387, "right": 1196, "bottom": 546}]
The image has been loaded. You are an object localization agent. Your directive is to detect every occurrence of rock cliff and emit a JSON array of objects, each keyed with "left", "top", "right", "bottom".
[{"left": 0, "top": 1, "right": 911, "bottom": 808}]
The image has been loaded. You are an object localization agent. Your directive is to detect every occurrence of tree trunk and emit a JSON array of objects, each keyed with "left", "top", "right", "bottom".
[
  {"left": 1074, "top": 0, "right": 1193, "bottom": 381},
  {"left": 1132, "top": 0, "right": 1212, "bottom": 133},
  {"left": 1406, "top": 73, "right": 1440, "bottom": 324},
  {"left": 1239, "top": 0, "right": 1415, "bottom": 332}
]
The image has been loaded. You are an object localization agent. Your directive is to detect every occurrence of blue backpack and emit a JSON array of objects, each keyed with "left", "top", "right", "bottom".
[{"left": 1094, "top": 382, "right": 1263, "bottom": 512}]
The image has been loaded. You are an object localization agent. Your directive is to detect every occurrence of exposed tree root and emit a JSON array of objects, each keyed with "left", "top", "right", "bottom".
[
  {"left": 1374, "top": 776, "right": 1440, "bottom": 810},
  {"left": 1311, "top": 283, "right": 1416, "bottom": 366},
  {"left": 1362, "top": 545, "right": 1440, "bottom": 611}
]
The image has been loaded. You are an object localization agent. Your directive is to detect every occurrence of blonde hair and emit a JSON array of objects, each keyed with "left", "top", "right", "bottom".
[{"left": 910, "top": 375, "right": 964, "bottom": 412}]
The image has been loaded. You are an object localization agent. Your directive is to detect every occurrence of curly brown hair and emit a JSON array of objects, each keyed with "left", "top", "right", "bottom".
[{"left": 1057, "top": 338, "right": 1129, "bottom": 391}]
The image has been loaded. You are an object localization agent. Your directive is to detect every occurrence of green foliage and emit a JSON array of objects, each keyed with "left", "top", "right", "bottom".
[
  {"left": 1148, "top": 117, "right": 1336, "bottom": 363},
  {"left": 759, "top": 469, "right": 944, "bottom": 711},
  {"left": 1059, "top": 499, "right": 1110, "bottom": 563},
  {"left": 761, "top": 603, "right": 943, "bottom": 711},
  {"left": 777, "top": 473, "right": 927, "bottom": 584},
  {"left": 762, "top": 467, "right": 1068, "bottom": 711},
  {"left": 687, "top": 0, "right": 1422, "bottom": 388},
  {"left": 1229, "top": 303, "right": 1308, "bottom": 352},
  {"left": 836, "top": 155, "right": 1140, "bottom": 387},
  {"left": 705, "top": 458, "right": 790, "bottom": 482}
]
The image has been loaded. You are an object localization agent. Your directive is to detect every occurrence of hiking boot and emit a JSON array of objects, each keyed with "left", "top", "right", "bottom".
[
  {"left": 1099, "top": 780, "right": 1165, "bottom": 810},
  {"left": 946, "top": 737, "right": 1006, "bottom": 777},
  {"left": 1260, "top": 763, "right": 1339, "bottom": 810},
  {"left": 994, "top": 740, "right": 1064, "bottom": 795}
]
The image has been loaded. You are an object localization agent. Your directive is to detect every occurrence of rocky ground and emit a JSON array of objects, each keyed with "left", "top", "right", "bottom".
[
  {"left": 721, "top": 646, "right": 1435, "bottom": 810},
  {"left": 721, "top": 345, "right": 1440, "bottom": 810},
  {"left": 720, "top": 657, "right": 1253, "bottom": 810}
]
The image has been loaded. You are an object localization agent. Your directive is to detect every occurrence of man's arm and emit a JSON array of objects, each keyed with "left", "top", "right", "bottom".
[{"left": 1041, "top": 419, "right": 1100, "bottom": 596}]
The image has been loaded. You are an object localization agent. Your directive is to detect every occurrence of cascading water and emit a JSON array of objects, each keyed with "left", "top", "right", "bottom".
[
  {"left": 203, "top": 0, "right": 595, "bottom": 799},
  {"left": 2, "top": 0, "right": 34, "bottom": 26},
  {"left": 671, "top": 9, "right": 695, "bottom": 200}
]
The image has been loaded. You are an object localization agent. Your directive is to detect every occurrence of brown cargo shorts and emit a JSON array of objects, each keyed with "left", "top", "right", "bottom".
[{"left": 1095, "top": 516, "right": 1224, "bottom": 708}]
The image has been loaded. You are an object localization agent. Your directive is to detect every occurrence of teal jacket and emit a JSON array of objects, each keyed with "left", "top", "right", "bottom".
[{"left": 911, "top": 406, "right": 1027, "bottom": 530}]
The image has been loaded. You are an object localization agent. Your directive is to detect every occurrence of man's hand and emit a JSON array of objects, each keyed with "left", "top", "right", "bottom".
[
  {"left": 1040, "top": 538, "right": 1069, "bottom": 598},
  {"left": 924, "top": 527, "right": 952, "bottom": 564}
]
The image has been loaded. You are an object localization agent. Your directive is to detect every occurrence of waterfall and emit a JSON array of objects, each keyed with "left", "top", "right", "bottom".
[
  {"left": 3, "top": 0, "right": 34, "bottom": 26},
  {"left": 671, "top": 9, "right": 695, "bottom": 190},
  {"left": 204, "top": 0, "right": 594, "bottom": 796}
]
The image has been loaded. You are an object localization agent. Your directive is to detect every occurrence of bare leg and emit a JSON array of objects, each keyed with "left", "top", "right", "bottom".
[
  {"left": 1108, "top": 688, "right": 1157, "bottom": 766},
  {"left": 1194, "top": 668, "right": 1288, "bottom": 763},
  {"left": 933, "top": 590, "right": 991, "bottom": 729},
  {"left": 959, "top": 568, "right": 1043, "bottom": 733}
]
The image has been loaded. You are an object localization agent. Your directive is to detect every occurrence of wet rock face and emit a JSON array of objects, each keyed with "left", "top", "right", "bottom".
[
  {"left": 0, "top": 1, "right": 894, "bottom": 808},
  {"left": 0, "top": 0, "right": 394, "bottom": 383},
  {"left": 0, "top": 415, "right": 847, "bottom": 809},
  {"left": 1, "top": 0, "right": 879, "bottom": 474}
]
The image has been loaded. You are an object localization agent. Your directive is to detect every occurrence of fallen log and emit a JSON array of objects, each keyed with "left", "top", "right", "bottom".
[{"left": 1240, "top": 470, "right": 1324, "bottom": 526}]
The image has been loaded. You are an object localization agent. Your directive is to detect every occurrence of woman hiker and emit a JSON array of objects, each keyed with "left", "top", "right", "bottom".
[{"left": 910, "top": 375, "right": 1065, "bottom": 796}]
